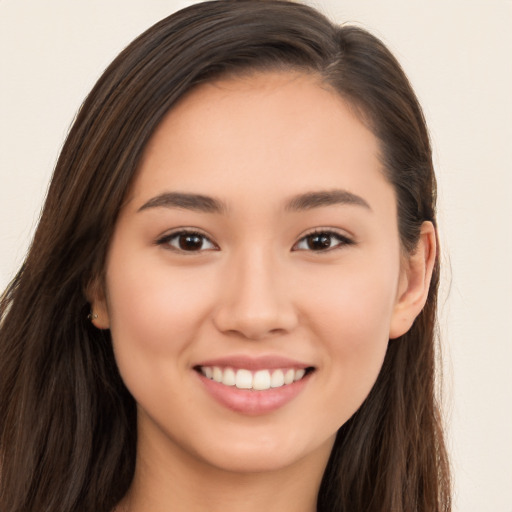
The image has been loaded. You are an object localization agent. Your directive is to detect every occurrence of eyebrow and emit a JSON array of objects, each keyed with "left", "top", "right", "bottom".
[
  {"left": 137, "top": 188, "right": 371, "bottom": 214},
  {"left": 138, "top": 192, "right": 226, "bottom": 214},
  {"left": 284, "top": 189, "right": 371, "bottom": 212}
]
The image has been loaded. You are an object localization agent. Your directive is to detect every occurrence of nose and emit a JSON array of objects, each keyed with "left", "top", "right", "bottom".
[{"left": 212, "top": 251, "right": 298, "bottom": 340}]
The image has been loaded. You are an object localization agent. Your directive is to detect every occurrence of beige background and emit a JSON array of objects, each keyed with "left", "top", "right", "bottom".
[{"left": 1, "top": 1, "right": 511, "bottom": 510}]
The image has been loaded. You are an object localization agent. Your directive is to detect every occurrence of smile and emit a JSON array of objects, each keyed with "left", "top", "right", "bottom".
[{"left": 197, "top": 366, "right": 311, "bottom": 391}]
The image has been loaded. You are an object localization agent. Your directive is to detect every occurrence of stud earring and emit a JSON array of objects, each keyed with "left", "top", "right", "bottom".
[{"left": 88, "top": 311, "right": 98, "bottom": 321}]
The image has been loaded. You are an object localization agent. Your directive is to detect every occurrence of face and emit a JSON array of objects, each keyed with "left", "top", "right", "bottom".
[{"left": 92, "top": 71, "right": 429, "bottom": 476}]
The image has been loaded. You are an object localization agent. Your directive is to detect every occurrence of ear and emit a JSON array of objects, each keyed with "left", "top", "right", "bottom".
[
  {"left": 84, "top": 277, "right": 110, "bottom": 330},
  {"left": 389, "top": 221, "right": 437, "bottom": 339}
]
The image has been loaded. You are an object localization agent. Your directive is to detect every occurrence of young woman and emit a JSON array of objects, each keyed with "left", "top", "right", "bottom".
[{"left": 0, "top": 1, "right": 451, "bottom": 511}]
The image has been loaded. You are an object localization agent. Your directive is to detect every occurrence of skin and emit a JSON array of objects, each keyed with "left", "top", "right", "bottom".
[{"left": 91, "top": 71, "right": 435, "bottom": 512}]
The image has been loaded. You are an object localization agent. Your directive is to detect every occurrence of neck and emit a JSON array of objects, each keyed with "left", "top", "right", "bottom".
[{"left": 118, "top": 428, "right": 334, "bottom": 512}]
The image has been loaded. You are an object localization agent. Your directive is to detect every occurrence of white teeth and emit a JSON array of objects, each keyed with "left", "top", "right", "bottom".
[
  {"left": 199, "top": 366, "right": 309, "bottom": 390},
  {"left": 213, "top": 366, "right": 223, "bottom": 383},
  {"left": 235, "top": 369, "right": 253, "bottom": 389},
  {"left": 294, "top": 368, "right": 306, "bottom": 381},
  {"left": 284, "top": 369, "right": 295, "bottom": 385},
  {"left": 270, "top": 369, "right": 285, "bottom": 388},
  {"left": 222, "top": 367, "right": 236, "bottom": 386},
  {"left": 253, "top": 370, "right": 271, "bottom": 390}
]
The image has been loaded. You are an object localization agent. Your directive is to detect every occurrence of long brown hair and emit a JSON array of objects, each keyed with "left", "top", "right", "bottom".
[{"left": 0, "top": 1, "right": 450, "bottom": 511}]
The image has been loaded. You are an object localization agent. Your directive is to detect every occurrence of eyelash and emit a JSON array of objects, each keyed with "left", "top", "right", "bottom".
[
  {"left": 156, "top": 228, "right": 354, "bottom": 253},
  {"left": 156, "top": 230, "right": 218, "bottom": 253},
  {"left": 292, "top": 229, "right": 354, "bottom": 252}
]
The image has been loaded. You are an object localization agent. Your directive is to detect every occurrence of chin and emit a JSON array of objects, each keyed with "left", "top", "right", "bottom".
[{"left": 188, "top": 428, "right": 336, "bottom": 475}]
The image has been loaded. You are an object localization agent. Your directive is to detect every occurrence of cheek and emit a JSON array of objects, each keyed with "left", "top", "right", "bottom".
[
  {"left": 318, "top": 284, "right": 392, "bottom": 376},
  {"left": 103, "top": 255, "right": 219, "bottom": 420},
  {"left": 305, "top": 252, "right": 399, "bottom": 342},
  {"left": 300, "top": 253, "right": 399, "bottom": 415},
  {"left": 106, "top": 256, "right": 213, "bottom": 347}
]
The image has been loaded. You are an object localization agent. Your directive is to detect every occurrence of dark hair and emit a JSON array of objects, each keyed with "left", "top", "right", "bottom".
[{"left": 0, "top": 1, "right": 450, "bottom": 511}]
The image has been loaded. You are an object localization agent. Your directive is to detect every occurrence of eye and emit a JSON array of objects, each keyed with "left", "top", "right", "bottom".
[
  {"left": 156, "top": 230, "right": 218, "bottom": 252},
  {"left": 293, "top": 230, "right": 353, "bottom": 252}
]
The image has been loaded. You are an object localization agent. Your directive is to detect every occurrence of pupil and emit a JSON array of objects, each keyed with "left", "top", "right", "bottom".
[
  {"left": 179, "top": 234, "right": 202, "bottom": 250},
  {"left": 308, "top": 234, "right": 331, "bottom": 250}
]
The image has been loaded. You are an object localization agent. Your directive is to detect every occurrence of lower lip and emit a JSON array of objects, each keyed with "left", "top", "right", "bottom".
[{"left": 196, "top": 371, "right": 311, "bottom": 415}]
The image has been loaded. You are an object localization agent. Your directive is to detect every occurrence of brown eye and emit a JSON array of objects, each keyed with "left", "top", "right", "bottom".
[
  {"left": 158, "top": 230, "right": 217, "bottom": 252},
  {"left": 293, "top": 231, "right": 353, "bottom": 252},
  {"left": 306, "top": 233, "right": 332, "bottom": 250},
  {"left": 178, "top": 233, "right": 204, "bottom": 251}
]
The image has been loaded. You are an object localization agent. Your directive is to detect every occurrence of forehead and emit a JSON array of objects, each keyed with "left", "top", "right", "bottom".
[{"left": 131, "top": 71, "right": 390, "bottom": 211}]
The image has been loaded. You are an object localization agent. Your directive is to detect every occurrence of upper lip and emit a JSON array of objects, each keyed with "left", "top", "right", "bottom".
[{"left": 194, "top": 355, "right": 313, "bottom": 371}]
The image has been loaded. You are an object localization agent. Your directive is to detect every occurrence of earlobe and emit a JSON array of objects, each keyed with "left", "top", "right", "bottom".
[
  {"left": 84, "top": 278, "right": 111, "bottom": 330},
  {"left": 389, "top": 221, "right": 436, "bottom": 339}
]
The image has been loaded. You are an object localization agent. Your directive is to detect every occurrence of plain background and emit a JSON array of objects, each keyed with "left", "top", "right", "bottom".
[{"left": 1, "top": 1, "right": 511, "bottom": 510}]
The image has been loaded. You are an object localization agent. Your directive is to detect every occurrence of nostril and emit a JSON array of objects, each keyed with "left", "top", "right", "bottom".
[{"left": 212, "top": 308, "right": 299, "bottom": 341}]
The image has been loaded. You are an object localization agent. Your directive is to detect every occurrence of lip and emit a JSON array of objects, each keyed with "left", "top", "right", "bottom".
[
  {"left": 193, "top": 354, "right": 315, "bottom": 415},
  {"left": 195, "top": 354, "right": 311, "bottom": 371},
  {"left": 196, "top": 369, "right": 313, "bottom": 415}
]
